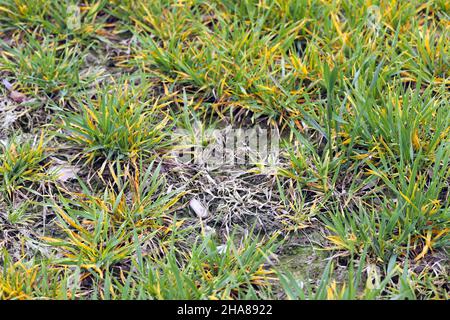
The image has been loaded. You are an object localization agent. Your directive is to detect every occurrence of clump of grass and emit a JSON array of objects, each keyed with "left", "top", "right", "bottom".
[
  {"left": 277, "top": 249, "right": 421, "bottom": 300},
  {"left": 0, "top": 134, "right": 50, "bottom": 196},
  {"left": 0, "top": 250, "right": 69, "bottom": 300},
  {"left": 283, "top": 85, "right": 450, "bottom": 259},
  {"left": 0, "top": 34, "right": 99, "bottom": 97},
  {"left": 0, "top": 0, "right": 112, "bottom": 45},
  {"left": 42, "top": 161, "right": 181, "bottom": 279},
  {"left": 0, "top": 0, "right": 48, "bottom": 31},
  {"left": 115, "top": 233, "right": 279, "bottom": 300},
  {"left": 60, "top": 80, "right": 172, "bottom": 164},
  {"left": 316, "top": 81, "right": 450, "bottom": 258},
  {"left": 132, "top": 3, "right": 309, "bottom": 119}
]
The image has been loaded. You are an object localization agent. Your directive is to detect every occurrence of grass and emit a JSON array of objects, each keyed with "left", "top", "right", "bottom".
[
  {"left": 0, "top": 0, "right": 448, "bottom": 300},
  {"left": 59, "top": 79, "right": 172, "bottom": 163},
  {"left": 0, "top": 134, "right": 50, "bottom": 196},
  {"left": 123, "top": 233, "right": 279, "bottom": 300},
  {"left": 0, "top": 33, "right": 101, "bottom": 98}
]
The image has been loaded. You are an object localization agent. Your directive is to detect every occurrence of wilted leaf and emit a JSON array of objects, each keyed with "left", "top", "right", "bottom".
[
  {"left": 190, "top": 198, "right": 209, "bottom": 218},
  {"left": 9, "top": 90, "right": 27, "bottom": 103}
]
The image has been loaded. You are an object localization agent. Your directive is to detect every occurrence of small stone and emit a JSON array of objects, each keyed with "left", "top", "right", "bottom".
[{"left": 189, "top": 198, "right": 209, "bottom": 219}]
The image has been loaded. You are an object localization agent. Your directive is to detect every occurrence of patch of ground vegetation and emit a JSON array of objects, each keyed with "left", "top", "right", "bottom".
[{"left": 0, "top": 0, "right": 449, "bottom": 300}]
